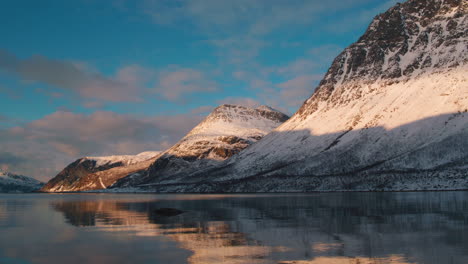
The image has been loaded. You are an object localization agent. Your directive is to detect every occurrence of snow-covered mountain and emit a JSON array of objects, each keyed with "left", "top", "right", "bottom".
[
  {"left": 0, "top": 169, "right": 44, "bottom": 193},
  {"left": 40, "top": 151, "right": 161, "bottom": 192},
  {"left": 111, "top": 104, "right": 289, "bottom": 188},
  {"left": 141, "top": 0, "right": 468, "bottom": 192}
]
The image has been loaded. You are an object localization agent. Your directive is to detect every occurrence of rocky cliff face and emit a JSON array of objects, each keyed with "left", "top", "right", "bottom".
[
  {"left": 0, "top": 169, "right": 44, "bottom": 193},
  {"left": 140, "top": 0, "right": 468, "bottom": 192},
  {"left": 41, "top": 152, "right": 160, "bottom": 192},
  {"left": 111, "top": 105, "right": 289, "bottom": 188},
  {"left": 297, "top": 0, "right": 467, "bottom": 119}
]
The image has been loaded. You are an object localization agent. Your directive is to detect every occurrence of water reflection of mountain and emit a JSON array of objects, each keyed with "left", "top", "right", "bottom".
[{"left": 51, "top": 192, "right": 468, "bottom": 264}]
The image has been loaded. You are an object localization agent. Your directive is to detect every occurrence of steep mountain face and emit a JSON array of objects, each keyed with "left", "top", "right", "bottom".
[
  {"left": 111, "top": 105, "right": 289, "bottom": 188},
  {"left": 296, "top": 0, "right": 466, "bottom": 119},
  {"left": 0, "top": 170, "right": 44, "bottom": 193},
  {"left": 41, "top": 152, "right": 160, "bottom": 192},
  {"left": 143, "top": 0, "right": 468, "bottom": 192}
]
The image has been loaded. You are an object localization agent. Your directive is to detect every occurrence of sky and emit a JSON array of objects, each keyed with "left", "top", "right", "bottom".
[{"left": 0, "top": 0, "right": 400, "bottom": 181}]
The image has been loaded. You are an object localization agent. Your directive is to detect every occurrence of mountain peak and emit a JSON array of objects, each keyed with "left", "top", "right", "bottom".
[
  {"left": 297, "top": 0, "right": 466, "bottom": 118},
  {"left": 207, "top": 104, "right": 289, "bottom": 125},
  {"left": 256, "top": 105, "right": 280, "bottom": 112},
  {"left": 187, "top": 104, "right": 288, "bottom": 140},
  {"left": 110, "top": 104, "right": 289, "bottom": 188}
]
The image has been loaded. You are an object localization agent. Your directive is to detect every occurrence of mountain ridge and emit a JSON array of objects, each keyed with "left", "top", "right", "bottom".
[
  {"left": 127, "top": 0, "right": 468, "bottom": 192},
  {"left": 40, "top": 151, "right": 162, "bottom": 192},
  {"left": 0, "top": 169, "right": 44, "bottom": 193}
]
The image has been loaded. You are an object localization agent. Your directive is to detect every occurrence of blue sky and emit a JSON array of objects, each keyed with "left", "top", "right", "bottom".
[{"left": 0, "top": 0, "right": 399, "bottom": 180}]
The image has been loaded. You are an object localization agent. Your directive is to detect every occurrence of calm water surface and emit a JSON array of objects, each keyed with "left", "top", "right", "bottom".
[{"left": 0, "top": 192, "right": 467, "bottom": 264}]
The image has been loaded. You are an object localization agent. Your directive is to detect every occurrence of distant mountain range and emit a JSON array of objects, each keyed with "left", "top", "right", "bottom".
[
  {"left": 40, "top": 0, "right": 467, "bottom": 193},
  {"left": 0, "top": 169, "right": 44, "bottom": 193}
]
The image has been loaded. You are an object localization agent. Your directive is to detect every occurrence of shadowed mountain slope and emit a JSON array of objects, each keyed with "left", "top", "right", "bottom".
[{"left": 130, "top": 0, "right": 468, "bottom": 192}]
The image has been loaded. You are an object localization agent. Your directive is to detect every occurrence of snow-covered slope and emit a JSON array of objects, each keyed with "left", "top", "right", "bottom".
[
  {"left": 111, "top": 104, "right": 289, "bottom": 188},
  {"left": 0, "top": 169, "right": 44, "bottom": 193},
  {"left": 142, "top": 0, "right": 468, "bottom": 192},
  {"left": 41, "top": 151, "right": 161, "bottom": 192},
  {"left": 84, "top": 151, "right": 160, "bottom": 167}
]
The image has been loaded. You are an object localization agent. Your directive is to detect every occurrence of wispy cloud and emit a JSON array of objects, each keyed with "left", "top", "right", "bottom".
[
  {"left": 0, "top": 84, "right": 22, "bottom": 99},
  {"left": 116, "top": 1, "right": 370, "bottom": 112},
  {"left": 278, "top": 74, "right": 323, "bottom": 107},
  {"left": 209, "top": 37, "right": 268, "bottom": 64},
  {"left": 217, "top": 97, "right": 262, "bottom": 108},
  {"left": 0, "top": 49, "right": 143, "bottom": 102},
  {"left": 227, "top": 43, "right": 341, "bottom": 112},
  {"left": 0, "top": 50, "right": 220, "bottom": 105},
  {"left": 190, "top": 105, "right": 215, "bottom": 115},
  {"left": 105, "top": 0, "right": 394, "bottom": 113},
  {"left": 135, "top": 0, "right": 377, "bottom": 64},
  {"left": 324, "top": 0, "right": 400, "bottom": 33},
  {"left": 0, "top": 152, "right": 26, "bottom": 171},
  {"left": 154, "top": 67, "right": 219, "bottom": 102},
  {"left": 141, "top": 0, "right": 374, "bottom": 36}
]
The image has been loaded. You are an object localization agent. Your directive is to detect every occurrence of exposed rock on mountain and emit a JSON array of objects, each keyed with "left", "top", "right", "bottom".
[
  {"left": 140, "top": 0, "right": 468, "bottom": 192},
  {"left": 40, "top": 152, "right": 161, "bottom": 192},
  {"left": 111, "top": 104, "right": 289, "bottom": 188},
  {"left": 0, "top": 169, "right": 44, "bottom": 193}
]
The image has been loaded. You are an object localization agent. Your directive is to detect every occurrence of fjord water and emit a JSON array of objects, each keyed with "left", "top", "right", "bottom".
[{"left": 0, "top": 192, "right": 467, "bottom": 264}]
